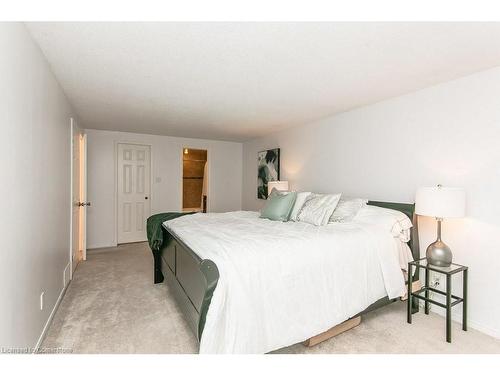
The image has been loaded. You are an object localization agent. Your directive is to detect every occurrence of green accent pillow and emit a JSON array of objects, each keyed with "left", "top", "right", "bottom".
[{"left": 260, "top": 190, "right": 297, "bottom": 222}]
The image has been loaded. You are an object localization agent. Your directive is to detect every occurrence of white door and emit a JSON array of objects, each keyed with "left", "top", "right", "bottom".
[
  {"left": 117, "top": 143, "right": 151, "bottom": 244},
  {"left": 71, "top": 119, "right": 88, "bottom": 275}
]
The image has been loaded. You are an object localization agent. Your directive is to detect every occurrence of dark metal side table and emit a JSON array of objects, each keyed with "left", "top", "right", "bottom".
[{"left": 407, "top": 258, "right": 468, "bottom": 343}]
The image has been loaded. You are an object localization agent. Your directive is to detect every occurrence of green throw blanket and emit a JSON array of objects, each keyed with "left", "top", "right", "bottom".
[{"left": 146, "top": 212, "right": 194, "bottom": 283}]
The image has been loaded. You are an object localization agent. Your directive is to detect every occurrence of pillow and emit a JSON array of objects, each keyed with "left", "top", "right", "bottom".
[
  {"left": 329, "top": 197, "right": 368, "bottom": 223},
  {"left": 289, "top": 192, "right": 312, "bottom": 221},
  {"left": 260, "top": 190, "right": 297, "bottom": 221},
  {"left": 297, "top": 193, "right": 342, "bottom": 226},
  {"left": 353, "top": 205, "right": 413, "bottom": 242}
]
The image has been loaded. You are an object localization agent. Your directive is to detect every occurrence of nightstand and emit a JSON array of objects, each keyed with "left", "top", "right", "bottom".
[{"left": 407, "top": 258, "right": 468, "bottom": 343}]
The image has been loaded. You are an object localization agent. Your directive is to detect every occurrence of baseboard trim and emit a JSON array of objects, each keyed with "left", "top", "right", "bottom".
[
  {"left": 454, "top": 314, "right": 500, "bottom": 339},
  {"left": 432, "top": 308, "right": 500, "bottom": 339},
  {"left": 33, "top": 265, "right": 71, "bottom": 353},
  {"left": 466, "top": 319, "right": 500, "bottom": 339},
  {"left": 87, "top": 242, "right": 117, "bottom": 251},
  {"left": 87, "top": 246, "right": 123, "bottom": 254},
  {"left": 87, "top": 241, "right": 147, "bottom": 253}
]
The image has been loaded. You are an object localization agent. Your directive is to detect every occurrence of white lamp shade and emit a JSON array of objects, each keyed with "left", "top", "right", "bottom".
[
  {"left": 268, "top": 181, "right": 289, "bottom": 196},
  {"left": 415, "top": 186, "right": 466, "bottom": 218}
]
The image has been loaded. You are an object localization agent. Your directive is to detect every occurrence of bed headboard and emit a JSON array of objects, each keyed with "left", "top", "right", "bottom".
[{"left": 367, "top": 201, "right": 420, "bottom": 263}]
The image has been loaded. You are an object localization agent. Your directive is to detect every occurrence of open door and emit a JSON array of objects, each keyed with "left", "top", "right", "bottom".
[
  {"left": 182, "top": 148, "right": 208, "bottom": 213},
  {"left": 70, "top": 119, "right": 88, "bottom": 277}
]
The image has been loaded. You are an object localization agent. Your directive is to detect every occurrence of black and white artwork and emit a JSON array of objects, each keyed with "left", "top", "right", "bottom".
[{"left": 257, "top": 148, "right": 280, "bottom": 199}]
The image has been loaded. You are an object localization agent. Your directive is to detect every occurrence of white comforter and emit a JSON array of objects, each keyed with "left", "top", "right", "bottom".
[{"left": 165, "top": 211, "right": 408, "bottom": 354}]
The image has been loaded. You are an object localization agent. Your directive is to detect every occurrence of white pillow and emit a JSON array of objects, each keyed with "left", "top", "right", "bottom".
[
  {"left": 329, "top": 197, "right": 368, "bottom": 223},
  {"left": 297, "top": 193, "right": 342, "bottom": 226},
  {"left": 353, "top": 205, "right": 413, "bottom": 242},
  {"left": 289, "top": 192, "right": 311, "bottom": 221}
]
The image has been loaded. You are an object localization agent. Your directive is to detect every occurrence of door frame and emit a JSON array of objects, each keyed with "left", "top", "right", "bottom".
[
  {"left": 114, "top": 141, "right": 153, "bottom": 245},
  {"left": 180, "top": 146, "right": 211, "bottom": 212},
  {"left": 81, "top": 133, "right": 87, "bottom": 261},
  {"left": 69, "top": 118, "right": 87, "bottom": 278},
  {"left": 69, "top": 119, "right": 75, "bottom": 279}
]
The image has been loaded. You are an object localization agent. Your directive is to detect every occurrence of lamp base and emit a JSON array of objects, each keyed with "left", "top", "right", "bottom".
[{"left": 426, "top": 240, "right": 452, "bottom": 267}]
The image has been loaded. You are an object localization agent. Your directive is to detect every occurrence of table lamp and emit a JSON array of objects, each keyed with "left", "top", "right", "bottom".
[
  {"left": 267, "top": 181, "right": 289, "bottom": 197},
  {"left": 415, "top": 185, "right": 466, "bottom": 267}
]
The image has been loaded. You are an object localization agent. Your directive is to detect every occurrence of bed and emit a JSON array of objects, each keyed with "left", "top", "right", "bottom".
[{"left": 157, "top": 201, "right": 420, "bottom": 353}]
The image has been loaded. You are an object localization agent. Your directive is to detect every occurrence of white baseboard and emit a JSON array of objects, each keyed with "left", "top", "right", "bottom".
[
  {"left": 432, "top": 307, "right": 500, "bottom": 339},
  {"left": 421, "top": 281, "right": 500, "bottom": 339},
  {"left": 33, "top": 262, "right": 71, "bottom": 353},
  {"left": 63, "top": 262, "right": 70, "bottom": 286},
  {"left": 87, "top": 242, "right": 117, "bottom": 250},
  {"left": 466, "top": 319, "right": 500, "bottom": 339}
]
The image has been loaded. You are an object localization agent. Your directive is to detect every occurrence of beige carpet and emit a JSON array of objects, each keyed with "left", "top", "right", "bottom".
[{"left": 42, "top": 242, "right": 500, "bottom": 354}]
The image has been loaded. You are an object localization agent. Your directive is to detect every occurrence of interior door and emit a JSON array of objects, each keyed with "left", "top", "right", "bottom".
[
  {"left": 71, "top": 119, "right": 88, "bottom": 274},
  {"left": 117, "top": 143, "right": 151, "bottom": 244}
]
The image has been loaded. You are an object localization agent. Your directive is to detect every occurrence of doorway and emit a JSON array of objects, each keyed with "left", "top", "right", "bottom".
[
  {"left": 182, "top": 148, "right": 208, "bottom": 213},
  {"left": 116, "top": 143, "right": 151, "bottom": 244},
  {"left": 70, "top": 118, "right": 88, "bottom": 277}
]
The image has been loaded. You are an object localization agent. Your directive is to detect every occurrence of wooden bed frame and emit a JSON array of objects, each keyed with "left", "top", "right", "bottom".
[{"left": 158, "top": 201, "right": 420, "bottom": 344}]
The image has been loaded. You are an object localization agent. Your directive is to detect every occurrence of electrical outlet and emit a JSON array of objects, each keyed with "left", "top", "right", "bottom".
[
  {"left": 40, "top": 292, "right": 45, "bottom": 311},
  {"left": 428, "top": 270, "right": 442, "bottom": 289},
  {"left": 432, "top": 276, "right": 441, "bottom": 288}
]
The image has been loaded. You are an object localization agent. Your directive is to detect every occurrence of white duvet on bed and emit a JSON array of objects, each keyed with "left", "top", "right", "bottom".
[{"left": 164, "top": 210, "right": 409, "bottom": 354}]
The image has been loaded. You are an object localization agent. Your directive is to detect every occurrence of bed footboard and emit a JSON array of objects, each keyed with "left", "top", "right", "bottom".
[{"left": 160, "top": 226, "right": 219, "bottom": 340}]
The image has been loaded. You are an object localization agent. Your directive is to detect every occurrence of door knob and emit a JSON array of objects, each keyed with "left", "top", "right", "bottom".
[{"left": 145, "top": 196, "right": 148, "bottom": 200}]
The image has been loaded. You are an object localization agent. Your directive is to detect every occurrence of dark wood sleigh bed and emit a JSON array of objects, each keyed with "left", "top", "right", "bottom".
[{"left": 155, "top": 201, "right": 421, "bottom": 345}]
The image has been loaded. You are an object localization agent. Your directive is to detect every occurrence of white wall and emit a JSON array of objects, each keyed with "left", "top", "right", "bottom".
[
  {"left": 243, "top": 67, "right": 500, "bottom": 338},
  {"left": 86, "top": 129, "right": 242, "bottom": 249},
  {"left": 0, "top": 24, "right": 75, "bottom": 348}
]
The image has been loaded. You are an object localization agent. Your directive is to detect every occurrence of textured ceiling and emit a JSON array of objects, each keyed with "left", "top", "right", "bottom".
[{"left": 26, "top": 22, "right": 500, "bottom": 141}]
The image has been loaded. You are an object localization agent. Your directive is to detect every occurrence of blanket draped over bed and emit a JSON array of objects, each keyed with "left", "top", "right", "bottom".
[{"left": 146, "top": 212, "right": 194, "bottom": 283}]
